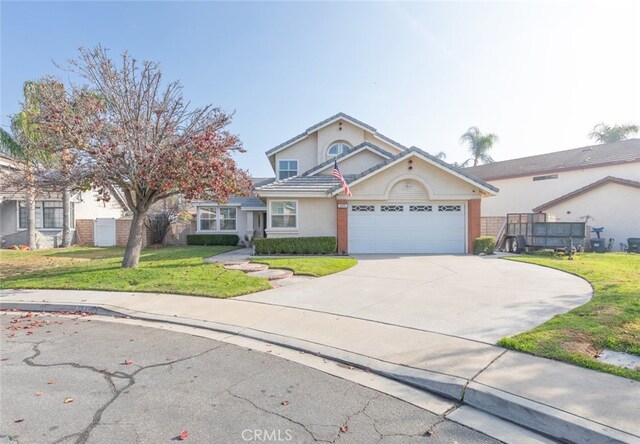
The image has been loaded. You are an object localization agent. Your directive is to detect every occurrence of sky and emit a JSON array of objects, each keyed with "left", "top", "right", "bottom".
[{"left": 1, "top": 1, "right": 639, "bottom": 177}]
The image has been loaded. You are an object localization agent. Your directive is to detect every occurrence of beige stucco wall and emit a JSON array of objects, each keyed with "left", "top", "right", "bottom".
[
  {"left": 317, "top": 149, "right": 387, "bottom": 177},
  {"left": 272, "top": 119, "right": 405, "bottom": 176},
  {"left": 349, "top": 157, "right": 482, "bottom": 201},
  {"left": 364, "top": 132, "right": 404, "bottom": 155},
  {"left": 74, "top": 191, "right": 124, "bottom": 220},
  {"left": 542, "top": 182, "right": 640, "bottom": 251},
  {"left": 274, "top": 133, "right": 318, "bottom": 176},
  {"left": 481, "top": 162, "right": 640, "bottom": 217},
  {"left": 265, "top": 197, "right": 337, "bottom": 238}
]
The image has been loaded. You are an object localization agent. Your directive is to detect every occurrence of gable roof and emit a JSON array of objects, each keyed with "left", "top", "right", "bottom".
[
  {"left": 301, "top": 141, "right": 392, "bottom": 177},
  {"left": 328, "top": 146, "right": 499, "bottom": 196},
  {"left": 465, "top": 139, "right": 640, "bottom": 181},
  {"left": 532, "top": 176, "right": 640, "bottom": 212},
  {"left": 265, "top": 112, "right": 408, "bottom": 158}
]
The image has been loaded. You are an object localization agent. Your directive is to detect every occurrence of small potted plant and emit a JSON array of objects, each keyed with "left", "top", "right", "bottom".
[{"left": 244, "top": 233, "right": 253, "bottom": 248}]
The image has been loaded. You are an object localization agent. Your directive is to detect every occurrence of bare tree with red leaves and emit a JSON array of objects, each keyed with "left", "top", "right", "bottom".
[{"left": 40, "top": 46, "right": 251, "bottom": 267}]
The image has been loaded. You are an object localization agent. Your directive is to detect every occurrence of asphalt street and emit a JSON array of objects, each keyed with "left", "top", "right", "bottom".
[{"left": 0, "top": 311, "right": 499, "bottom": 444}]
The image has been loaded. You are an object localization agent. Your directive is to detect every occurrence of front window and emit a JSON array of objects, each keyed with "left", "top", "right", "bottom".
[
  {"left": 270, "top": 201, "right": 297, "bottom": 228},
  {"left": 199, "top": 207, "right": 217, "bottom": 231},
  {"left": 198, "top": 206, "right": 237, "bottom": 231},
  {"left": 278, "top": 160, "right": 298, "bottom": 180},
  {"left": 219, "top": 207, "right": 237, "bottom": 231},
  {"left": 327, "top": 142, "right": 351, "bottom": 158},
  {"left": 19, "top": 201, "right": 71, "bottom": 230}
]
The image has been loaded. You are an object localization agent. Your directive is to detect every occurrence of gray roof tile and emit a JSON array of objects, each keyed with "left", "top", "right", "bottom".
[
  {"left": 256, "top": 175, "right": 354, "bottom": 193},
  {"left": 465, "top": 139, "right": 640, "bottom": 180},
  {"left": 300, "top": 141, "right": 392, "bottom": 176}
]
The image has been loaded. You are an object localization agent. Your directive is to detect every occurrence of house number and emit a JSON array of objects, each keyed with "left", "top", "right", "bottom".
[{"left": 337, "top": 204, "right": 348, "bottom": 209}]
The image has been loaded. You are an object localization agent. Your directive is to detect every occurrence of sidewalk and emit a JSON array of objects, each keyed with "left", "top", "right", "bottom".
[{"left": 1, "top": 288, "right": 639, "bottom": 443}]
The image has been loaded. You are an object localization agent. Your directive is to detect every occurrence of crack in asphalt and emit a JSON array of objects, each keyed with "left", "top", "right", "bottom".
[{"left": 23, "top": 341, "right": 226, "bottom": 444}]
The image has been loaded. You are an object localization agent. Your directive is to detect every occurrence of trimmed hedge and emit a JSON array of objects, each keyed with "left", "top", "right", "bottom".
[
  {"left": 254, "top": 237, "right": 337, "bottom": 255},
  {"left": 186, "top": 234, "right": 239, "bottom": 246},
  {"left": 474, "top": 236, "right": 496, "bottom": 255}
]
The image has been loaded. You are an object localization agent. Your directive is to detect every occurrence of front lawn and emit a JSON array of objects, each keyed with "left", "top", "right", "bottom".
[
  {"left": 500, "top": 253, "right": 640, "bottom": 380},
  {"left": 251, "top": 257, "right": 357, "bottom": 277},
  {"left": 0, "top": 246, "right": 272, "bottom": 298}
]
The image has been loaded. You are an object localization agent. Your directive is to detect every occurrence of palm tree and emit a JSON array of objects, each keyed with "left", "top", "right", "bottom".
[
  {"left": 1, "top": 82, "right": 50, "bottom": 249},
  {"left": 460, "top": 127, "right": 498, "bottom": 167},
  {"left": 433, "top": 151, "right": 447, "bottom": 160},
  {"left": 589, "top": 123, "right": 639, "bottom": 143}
]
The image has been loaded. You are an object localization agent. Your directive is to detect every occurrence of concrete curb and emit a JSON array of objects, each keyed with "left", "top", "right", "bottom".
[{"left": 2, "top": 301, "right": 638, "bottom": 444}]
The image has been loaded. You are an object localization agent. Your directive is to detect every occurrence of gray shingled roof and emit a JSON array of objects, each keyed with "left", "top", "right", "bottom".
[
  {"left": 255, "top": 175, "right": 355, "bottom": 194},
  {"left": 265, "top": 112, "right": 407, "bottom": 156},
  {"left": 465, "top": 139, "right": 640, "bottom": 180},
  {"left": 223, "top": 196, "right": 267, "bottom": 208},
  {"left": 300, "top": 141, "right": 392, "bottom": 177},
  {"left": 328, "top": 146, "right": 499, "bottom": 194},
  {"left": 251, "top": 177, "right": 276, "bottom": 188}
]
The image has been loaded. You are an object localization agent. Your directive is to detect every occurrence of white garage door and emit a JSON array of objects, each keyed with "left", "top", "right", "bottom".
[{"left": 348, "top": 202, "right": 466, "bottom": 254}]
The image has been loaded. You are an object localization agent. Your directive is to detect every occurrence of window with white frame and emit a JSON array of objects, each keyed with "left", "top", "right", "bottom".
[
  {"left": 198, "top": 207, "right": 237, "bottom": 231},
  {"left": 198, "top": 207, "right": 217, "bottom": 231},
  {"left": 219, "top": 207, "right": 237, "bottom": 231},
  {"left": 270, "top": 201, "right": 297, "bottom": 228},
  {"left": 278, "top": 160, "right": 298, "bottom": 180},
  {"left": 327, "top": 142, "right": 351, "bottom": 158},
  {"left": 18, "top": 201, "right": 73, "bottom": 230}
]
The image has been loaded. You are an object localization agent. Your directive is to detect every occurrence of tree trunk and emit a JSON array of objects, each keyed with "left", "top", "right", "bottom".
[
  {"left": 121, "top": 211, "right": 146, "bottom": 268},
  {"left": 25, "top": 186, "right": 37, "bottom": 250},
  {"left": 61, "top": 187, "right": 72, "bottom": 247},
  {"left": 24, "top": 164, "right": 37, "bottom": 250}
]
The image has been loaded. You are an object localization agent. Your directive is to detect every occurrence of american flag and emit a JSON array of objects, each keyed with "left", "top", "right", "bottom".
[{"left": 333, "top": 160, "right": 352, "bottom": 197}]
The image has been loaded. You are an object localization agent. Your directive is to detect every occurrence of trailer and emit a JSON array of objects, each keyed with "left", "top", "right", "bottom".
[{"left": 503, "top": 213, "right": 586, "bottom": 254}]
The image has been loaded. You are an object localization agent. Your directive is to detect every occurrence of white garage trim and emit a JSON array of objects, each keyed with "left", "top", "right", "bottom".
[{"left": 348, "top": 201, "right": 467, "bottom": 254}]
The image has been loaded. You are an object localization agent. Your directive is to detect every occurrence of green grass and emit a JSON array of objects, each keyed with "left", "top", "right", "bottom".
[
  {"left": 251, "top": 257, "right": 357, "bottom": 277},
  {"left": 500, "top": 253, "right": 640, "bottom": 380},
  {"left": 0, "top": 246, "right": 272, "bottom": 298}
]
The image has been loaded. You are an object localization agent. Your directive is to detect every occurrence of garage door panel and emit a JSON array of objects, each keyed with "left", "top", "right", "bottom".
[{"left": 348, "top": 202, "right": 465, "bottom": 254}]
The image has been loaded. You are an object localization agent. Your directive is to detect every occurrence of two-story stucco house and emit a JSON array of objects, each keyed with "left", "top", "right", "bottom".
[
  {"left": 193, "top": 113, "right": 498, "bottom": 254},
  {"left": 465, "top": 139, "right": 640, "bottom": 250}
]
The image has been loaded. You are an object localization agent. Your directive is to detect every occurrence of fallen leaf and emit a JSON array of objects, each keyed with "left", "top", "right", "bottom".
[
  {"left": 27, "top": 331, "right": 34, "bottom": 335},
  {"left": 14, "top": 419, "right": 24, "bottom": 423},
  {"left": 48, "top": 379, "right": 57, "bottom": 385},
  {"left": 35, "top": 391, "right": 44, "bottom": 397},
  {"left": 63, "top": 397, "right": 74, "bottom": 404},
  {"left": 124, "top": 359, "right": 133, "bottom": 366},
  {"left": 281, "top": 400, "right": 290, "bottom": 406},
  {"left": 179, "top": 430, "right": 189, "bottom": 440},
  {"left": 340, "top": 425, "right": 348, "bottom": 433}
]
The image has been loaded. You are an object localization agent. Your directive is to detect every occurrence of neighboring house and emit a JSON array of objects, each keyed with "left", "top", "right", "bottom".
[
  {"left": 465, "top": 139, "right": 640, "bottom": 250},
  {"left": 193, "top": 113, "right": 498, "bottom": 254},
  {"left": 0, "top": 153, "right": 126, "bottom": 249}
]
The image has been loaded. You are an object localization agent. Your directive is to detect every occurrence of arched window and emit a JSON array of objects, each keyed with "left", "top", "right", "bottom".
[{"left": 327, "top": 142, "right": 351, "bottom": 158}]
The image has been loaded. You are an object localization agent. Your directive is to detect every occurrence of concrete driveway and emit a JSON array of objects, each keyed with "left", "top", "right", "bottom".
[{"left": 237, "top": 254, "right": 593, "bottom": 343}]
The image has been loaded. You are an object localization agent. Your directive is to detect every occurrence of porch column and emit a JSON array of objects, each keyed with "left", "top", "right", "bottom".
[
  {"left": 467, "top": 199, "right": 481, "bottom": 253},
  {"left": 337, "top": 200, "right": 348, "bottom": 254}
]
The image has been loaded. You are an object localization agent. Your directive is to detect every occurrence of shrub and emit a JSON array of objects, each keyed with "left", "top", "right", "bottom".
[
  {"left": 186, "top": 234, "right": 239, "bottom": 246},
  {"left": 254, "top": 237, "right": 337, "bottom": 255},
  {"left": 474, "top": 236, "right": 496, "bottom": 255}
]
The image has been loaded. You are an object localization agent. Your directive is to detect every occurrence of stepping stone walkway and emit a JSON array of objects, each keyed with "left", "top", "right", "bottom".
[{"left": 217, "top": 259, "right": 300, "bottom": 284}]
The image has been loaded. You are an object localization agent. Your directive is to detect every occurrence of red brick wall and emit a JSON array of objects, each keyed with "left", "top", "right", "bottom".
[
  {"left": 481, "top": 216, "right": 506, "bottom": 238},
  {"left": 337, "top": 200, "right": 348, "bottom": 254},
  {"left": 75, "top": 219, "right": 94, "bottom": 246},
  {"left": 116, "top": 219, "right": 151, "bottom": 247},
  {"left": 467, "top": 199, "right": 481, "bottom": 253}
]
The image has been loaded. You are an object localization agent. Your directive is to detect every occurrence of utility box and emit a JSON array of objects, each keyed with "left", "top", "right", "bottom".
[{"left": 590, "top": 238, "right": 606, "bottom": 253}]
